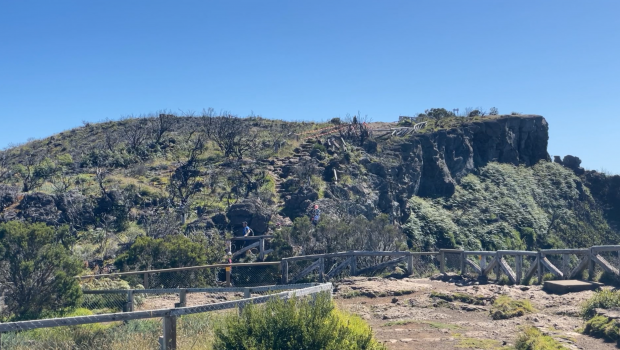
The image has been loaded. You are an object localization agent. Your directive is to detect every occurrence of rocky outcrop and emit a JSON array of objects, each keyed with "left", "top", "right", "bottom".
[
  {"left": 226, "top": 198, "right": 272, "bottom": 236},
  {"left": 17, "top": 192, "right": 61, "bottom": 225},
  {"left": 362, "top": 115, "right": 550, "bottom": 220}
]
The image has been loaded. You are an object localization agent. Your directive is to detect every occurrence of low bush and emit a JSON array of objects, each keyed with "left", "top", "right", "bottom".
[
  {"left": 581, "top": 289, "right": 620, "bottom": 320},
  {"left": 583, "top": 315, "right": 620, "bottom": 341},
  {"left": 490, "top": 295, "right": 535, "bottom": 320},
  {"left": 514, "top": 326, "right": 567, "bottom": 350},
  {"left": 213, "top": 293, "right": 385, "bottom": 350}
]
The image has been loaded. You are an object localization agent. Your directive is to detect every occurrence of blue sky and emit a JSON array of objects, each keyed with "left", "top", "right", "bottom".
[{"left": 1, "top": 1, "right": 619, "bottom": 173}]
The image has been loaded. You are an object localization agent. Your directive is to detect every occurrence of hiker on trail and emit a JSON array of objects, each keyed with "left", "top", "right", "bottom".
[
  {"left": 311, "top": 204, "right": 321, "bottom": 225},
  {"left": 243, "top": 221, "right": 254, "bottom": 237}
]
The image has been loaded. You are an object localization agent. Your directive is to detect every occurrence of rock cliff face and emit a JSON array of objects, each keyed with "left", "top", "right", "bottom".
[{"left": 359, "top": 115, "right": 550, "bottom": 220}]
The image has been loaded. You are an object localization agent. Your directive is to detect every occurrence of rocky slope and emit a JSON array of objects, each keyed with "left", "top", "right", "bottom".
[{"left": 0, "top": 113, "right": 617, "bottom": 265}]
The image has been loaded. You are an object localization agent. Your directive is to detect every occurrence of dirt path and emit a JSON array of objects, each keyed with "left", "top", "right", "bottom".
[{"left": 334, "top": 277, "right": 615, "bottom": 350}]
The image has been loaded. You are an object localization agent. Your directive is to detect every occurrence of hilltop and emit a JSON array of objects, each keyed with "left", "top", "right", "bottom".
[{"left": 0, "top": 111, "right": 618, "bottom": 270}]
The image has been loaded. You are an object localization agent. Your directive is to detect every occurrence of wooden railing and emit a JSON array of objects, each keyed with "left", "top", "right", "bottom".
[
  {"left": 280, "top": 251, "right": 437, "bottom": 284},
  {"left": 78, "top": 261, "right": 280, "bottom": 288},
  {"left": 0, "top": 283, "right": 332, "bottom": 350}
]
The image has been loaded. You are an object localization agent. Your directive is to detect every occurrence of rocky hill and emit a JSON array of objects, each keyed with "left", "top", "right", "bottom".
[{"left": 0, "top": 112, "right": 617, "bottom": 268}]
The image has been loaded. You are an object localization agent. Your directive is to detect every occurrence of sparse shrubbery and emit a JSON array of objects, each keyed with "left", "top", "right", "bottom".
[
  {"left": 404, "top": 162, "right": 616, "bottom": 251},
  {"left": 213, "top": 293, "right": 385, "bottom": 350},
  {"left": 514, "top": 326, "right": 568, "bottom": 350},
  {"left": 490, "top": 295, "right": 535, "bottom": 320}
]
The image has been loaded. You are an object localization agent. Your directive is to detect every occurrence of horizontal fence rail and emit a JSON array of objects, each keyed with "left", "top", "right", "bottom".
[
  {"left": 79, "top": 262, "right": 281, "bottom": 289},
  {"left": 0, "top": 283, "right": 333, "bottom": 350}
]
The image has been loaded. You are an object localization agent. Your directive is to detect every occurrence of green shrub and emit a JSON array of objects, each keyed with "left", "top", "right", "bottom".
[
  {"left": 312, "top": 143, "right": 327, "bottom": 153},
  {"left": 515, "top": 326, "right": 568, "bottom": 350},
  {"left": 0, "top": 221, "right": 83, "bottom": 320},
  {"left": 581, "top": 289, "right": 620, "bottom": 320},
  {"left": 490, "top": 295, "right": 535, "bottom": 320},
  {"left": 213, "top": 293, "right": 385, "bottom": 350},
  {"left": 583, "top": 315, "right": 619, "bottom": 340}
]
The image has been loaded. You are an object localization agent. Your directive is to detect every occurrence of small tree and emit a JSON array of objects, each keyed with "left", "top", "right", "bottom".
[
  {"left": 168, "top": 135, "right": 206, "bottom": 224},
  {"left": 0, "top": 221, "right": 83, "bottom": 320},
  {"left": 489, "top": 107, "right": 499, "bottom": 115},
  {"left": 120, "top": 116, "right": 150, "bottom": 154},
  {"left": 201, "top": 109, "right": 257, "bottom": 159},
  {"left": 151, "top": 113, "right": 177, "bottom": 144}
]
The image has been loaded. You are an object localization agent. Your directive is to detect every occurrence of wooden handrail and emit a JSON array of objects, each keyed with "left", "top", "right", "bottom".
[{"left": 77, "top": 262, "right": 280, "bottom": 279}]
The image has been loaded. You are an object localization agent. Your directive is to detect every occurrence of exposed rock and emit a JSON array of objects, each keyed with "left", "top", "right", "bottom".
[
  {"left": 0, "top": 184, "right": 18, "bottom": 210},
  {"left": 211, "top": 212, "right": 228, "bottom": 228},
  {"left": 17, "top": 192, "right": 61, "bottom": 225},
  {"left": 281, "top": 186, "right": 319, "bottom": 218},
  {"left": 186, "top": 216, "right": 215, "bottom": 233},
  {"left": 226, "top": 198, "right": 272, "bottom": 235}
]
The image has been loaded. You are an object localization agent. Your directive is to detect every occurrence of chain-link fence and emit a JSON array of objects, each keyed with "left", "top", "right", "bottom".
[{"left": 0, "top": 283, "right": 333, "bottom": 350}]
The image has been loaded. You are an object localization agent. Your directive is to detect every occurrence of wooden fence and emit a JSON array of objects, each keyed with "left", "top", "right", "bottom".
[
  {"left": 280, "top": 251, "right": 437, "bottom": 284},
  {"left": 440, "top": 245, "right": 620, "bottom": 285},
  {"left": 0, "top": 283, "right": 333, "bottom": 350},
  {"left": 78, "top": 261, "right": 281, "bottom": 288}
]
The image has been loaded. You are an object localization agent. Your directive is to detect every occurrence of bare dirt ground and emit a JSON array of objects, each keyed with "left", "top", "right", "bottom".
[{"left": 333, "top": 276, "right": 615, "bottom": 350}]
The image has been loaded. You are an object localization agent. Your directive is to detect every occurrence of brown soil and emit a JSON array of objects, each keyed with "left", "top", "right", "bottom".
[{"left": 334, "top": 276, "right": 615, "bottom": 350}]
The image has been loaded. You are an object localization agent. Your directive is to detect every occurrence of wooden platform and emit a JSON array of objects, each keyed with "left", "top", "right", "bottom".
[{"left": 543, "top": 280, "right": 603, "bottom": 294}]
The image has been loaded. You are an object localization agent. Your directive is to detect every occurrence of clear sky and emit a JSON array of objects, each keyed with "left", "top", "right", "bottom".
[{"left": 1, "top": 1, "right": 619, "bottom": 173}]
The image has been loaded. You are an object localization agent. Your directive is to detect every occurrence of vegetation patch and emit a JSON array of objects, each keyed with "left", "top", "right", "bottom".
[
  {"left": 581, "top": 289, "right": 620, "bottom": 319},
  {"left": 514, "top": 326, "right": 568, "bottom": 350},
  {"left": 213, "top": 293, "right": 385, "bottom": 350},
  {"left": 490, "top": 295, "right": 535, "bottom": 320}
]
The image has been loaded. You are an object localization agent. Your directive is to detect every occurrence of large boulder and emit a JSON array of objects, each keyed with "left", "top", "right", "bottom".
[
  {"left": 0, "top": 184, "right": 19, "bottom": 210},
  {"left": 17, "top": 192, "right": 61, "bottom": 225},
  {"left": 226, "top": 198, "right": 272, "bottom": 236},
  {"left": 55, "top": 190, "right": 96, "bottom": 228},
  {"left": 281, "top": 186, "right": 319, "bottom": 219}
]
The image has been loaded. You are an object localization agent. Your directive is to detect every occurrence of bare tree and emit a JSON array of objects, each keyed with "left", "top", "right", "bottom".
[
  {"left": 141, "top": 209, "right": 179, "bottom": 238},
  {"left": 168, "top": 135, "right": 206, "bottom": 224},
  {"left": 152, "top": 113, "right": 177, "bottom": 144},
  {"left": 201, "top": 109, "right": 257, "bottom": 159},
  {"left": 120, "top": 116, "right": 150, "bottom": 154},
  {"left": 102, "top": 126, "right": 120, "bottom": 152}
]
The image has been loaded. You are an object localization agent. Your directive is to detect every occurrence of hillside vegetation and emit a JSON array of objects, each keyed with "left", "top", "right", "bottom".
[{"left": 1, "top": 109, "right": 620, "bottom": 322}]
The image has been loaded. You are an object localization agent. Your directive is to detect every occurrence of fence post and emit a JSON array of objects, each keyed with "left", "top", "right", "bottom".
[
  {"left": 161, "top": 315, "right": 177, "bottom": 350},
  {"left": 244, "top": 288, "right": 251, "bottom": 298},
  {"left": 495, "top": 253, "right": 502, "bottom": 282},
  {"left": 319, "top": 258, "right": 325, "bottom": 282},
  {"left": 562, "top": 254, "right": 569, "bottom": 280},
  {"left": 125, "top": 290, "right": 134, "bottom": 312},
  {"left": 407, "top": 253, "right": 414, "bottom": 276},
  {"left": 439, "top": 250, "right": 445, "bottom": 274},
  {"left": 350, "top": 256, "right": 357, "bottom": 276},
  {"left": 175, "top": 290, "right": 187, "bottom": 308},
  {"left": 226, "top": 266, "right": 232, "bottom": 287},
  {"left": 588, "top": 248, "right": 595, "bottom": 281},
  {"left": 515, "top": 255, "right": 523, "bottom": 285},
  {"left": 537, "top": 252, "right": 543, "bottom": 284},
  {"left": 259, "top": 238, "right": 265, "bottom": 261},
  {"left": 281, "top": 260, "right": 289, "bottom": 284},
  {"left": 144, "top": 273, "right": 149, "bottom": 289},
  {"left": 460, "top": 251, "right": 466, "bottom": 275}
]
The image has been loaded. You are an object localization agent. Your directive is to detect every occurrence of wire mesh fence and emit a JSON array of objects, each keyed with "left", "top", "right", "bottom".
[{"left": 0, "top": 284, "right": 333, "bottom": 350}]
